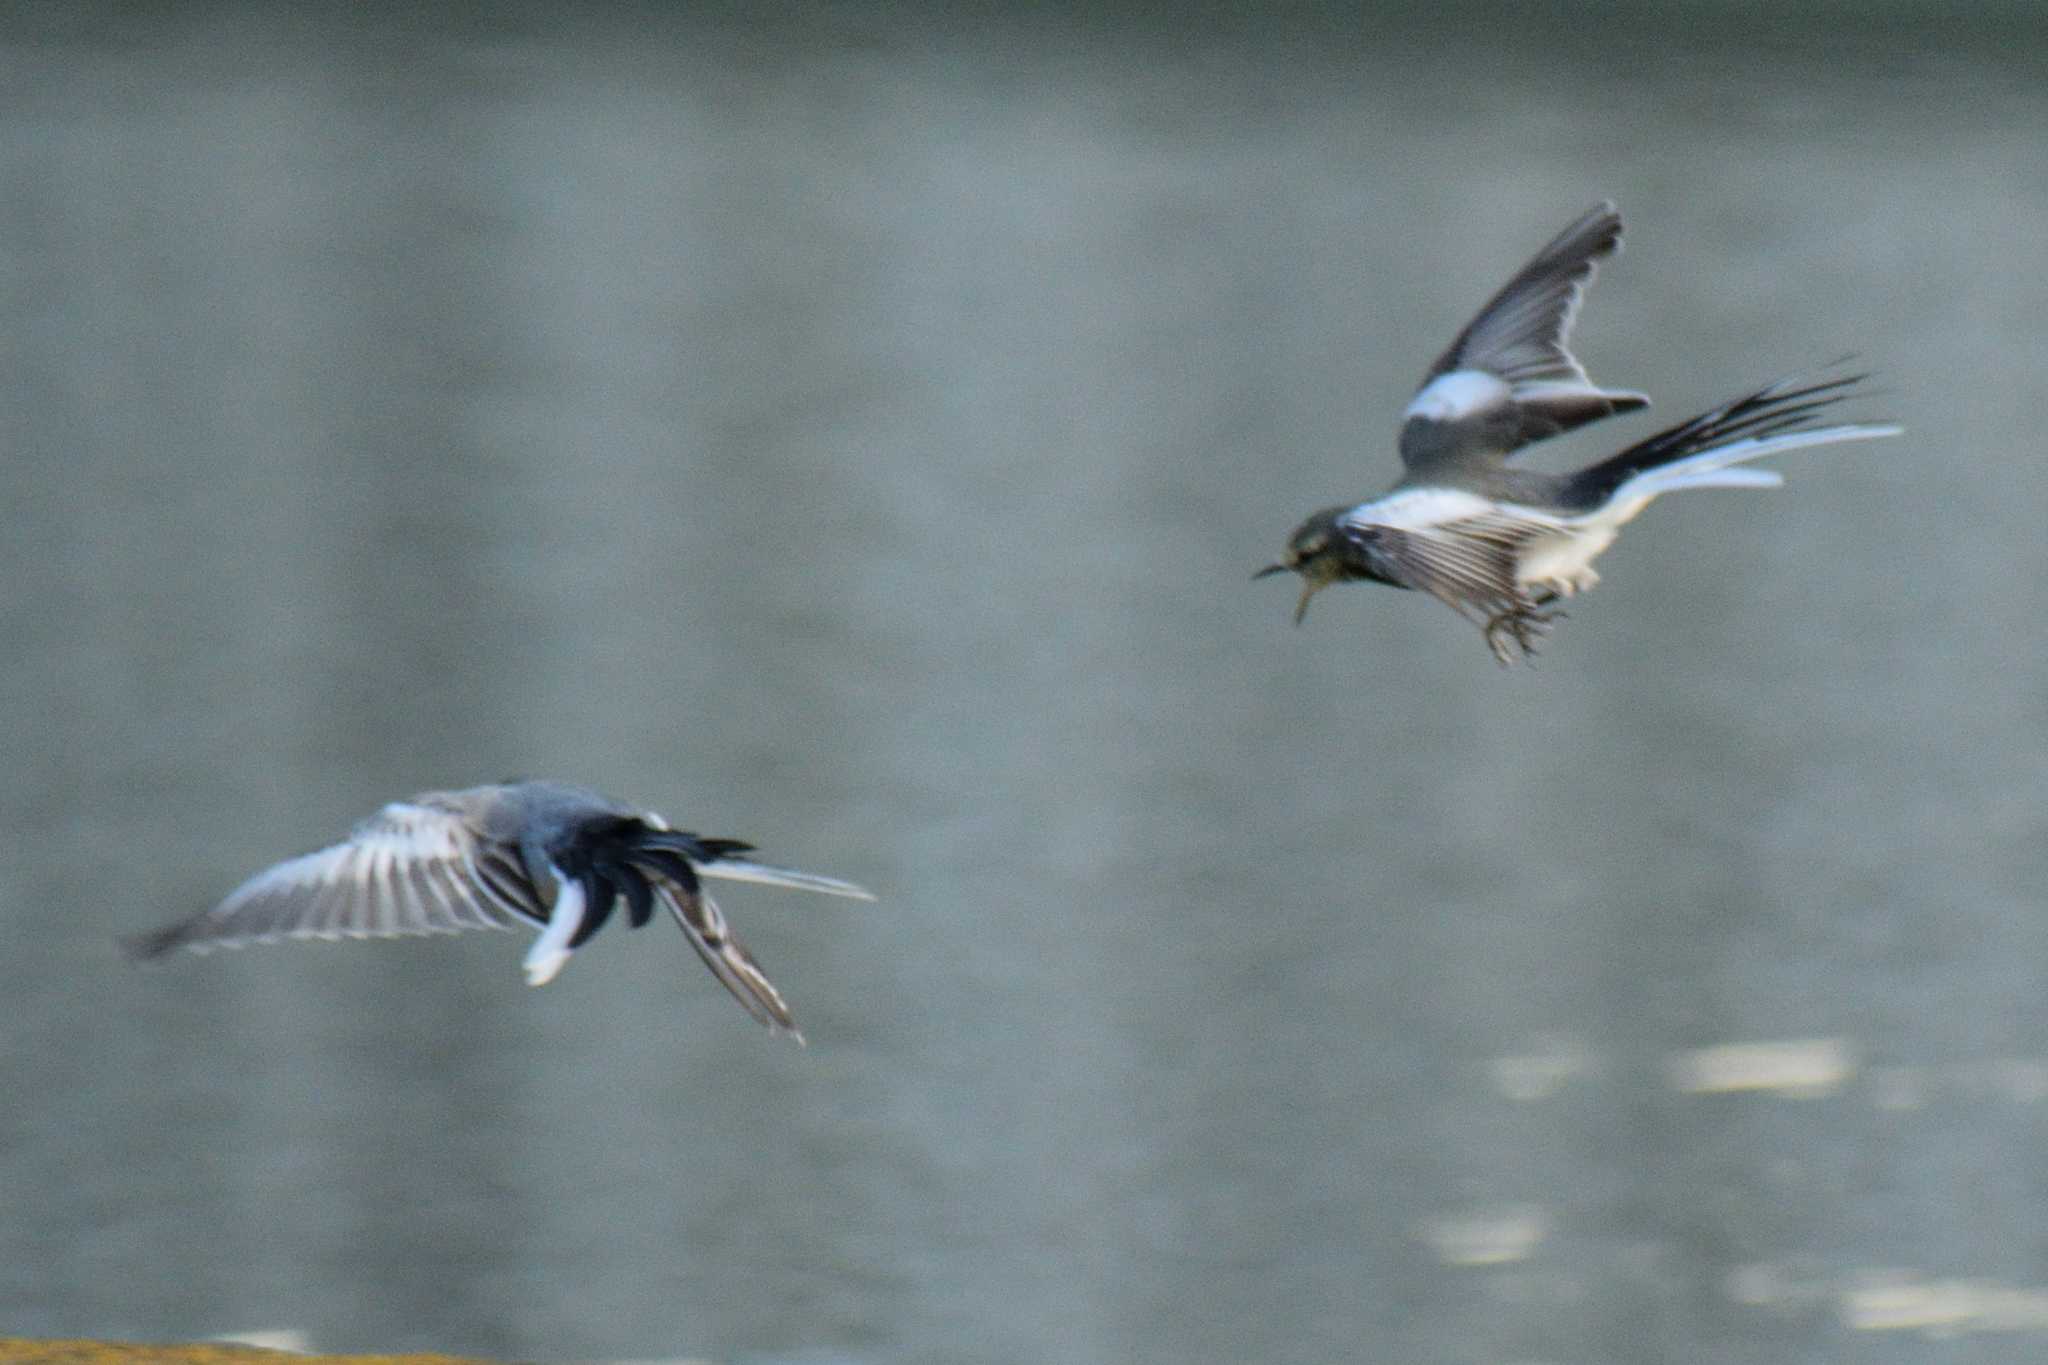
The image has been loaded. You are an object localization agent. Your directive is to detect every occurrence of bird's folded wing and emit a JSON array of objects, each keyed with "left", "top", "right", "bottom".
[
  {"left": 1341, "top": 514, "right": 1550, "bottom": 620},
  {"left": 658, "top": 885, "right": 801, "bottom": 1038},
  {"left": 125, "top": 801, "right": 541, "bottom": 958}
]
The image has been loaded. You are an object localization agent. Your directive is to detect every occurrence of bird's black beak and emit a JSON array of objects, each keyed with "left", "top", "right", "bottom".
[{"left": 1253, "top": 562, "right": 1290, "bottom": 581}]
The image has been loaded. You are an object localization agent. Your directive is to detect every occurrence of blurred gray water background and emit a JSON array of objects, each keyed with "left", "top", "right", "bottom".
[{"left": 4, "top": 3, "right": 2047, "bottom": 1362}]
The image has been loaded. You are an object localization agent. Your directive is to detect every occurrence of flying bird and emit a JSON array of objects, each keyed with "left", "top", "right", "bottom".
[
  {"left": 125, "top": 781, "right": 874, "bottom": 1041},
  {"left": 1258, "top": 202, "right": 1901, "bottom": 662}
]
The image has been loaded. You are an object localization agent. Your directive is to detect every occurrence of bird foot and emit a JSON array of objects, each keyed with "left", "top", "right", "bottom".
[{"left": 1484, "top": 604, "right": 1566, "bottom": 666}]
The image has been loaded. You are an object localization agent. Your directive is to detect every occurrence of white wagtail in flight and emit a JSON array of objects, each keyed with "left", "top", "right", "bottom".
[
  {"left": 126, "top": 781, "right": 874, "bottom": 1041},
  {"left": 1258, "top": 202, "right": 1901, "bottom": 662}
]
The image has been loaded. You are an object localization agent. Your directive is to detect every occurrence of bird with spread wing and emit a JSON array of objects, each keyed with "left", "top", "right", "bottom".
[{"left": 1259, "top": 202, "right": 1900, "bottom": 663}]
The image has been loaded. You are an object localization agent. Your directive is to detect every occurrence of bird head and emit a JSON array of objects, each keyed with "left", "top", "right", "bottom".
[{"left": 1255, "top": 506, "right": 1351, "bottom": 623}]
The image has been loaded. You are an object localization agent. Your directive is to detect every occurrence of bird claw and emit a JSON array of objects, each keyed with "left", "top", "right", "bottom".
[{"left": 1483, "top": 604, "right": 1566, "bottom": 666}]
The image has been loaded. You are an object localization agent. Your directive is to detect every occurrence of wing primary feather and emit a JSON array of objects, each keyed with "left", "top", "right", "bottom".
[{"left": 660, "top": 886, "right": 801, "bottom": 1040}]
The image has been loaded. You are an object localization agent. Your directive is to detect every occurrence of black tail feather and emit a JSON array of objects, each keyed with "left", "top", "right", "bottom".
[
  {"left": 631, "top": 847, "right": 704, "bottom": 896},
  {"left": 630, "top": 829, "right": 754, "bottom": 863},
  {"left": 615, "top": 866, "right": 656, "bottom": 928},
  {"left": 1561, "top": 371, "right": 1873, "bottom": 510},
  {"left": 557, "top": 816, "right": 727, "bottom": 937},
  {"left": 569, "top": 873, "right": 619, "bottom": 948}
]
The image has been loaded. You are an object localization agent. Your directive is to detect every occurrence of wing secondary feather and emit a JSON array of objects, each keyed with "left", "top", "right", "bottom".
[{"left": 124, "top": 800, "right": 540, "bottom": 959}]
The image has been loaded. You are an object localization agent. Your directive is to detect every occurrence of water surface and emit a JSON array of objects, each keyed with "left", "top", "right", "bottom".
[{"left": 4, "top": 6, "right": 2047, "bottom": 1363}]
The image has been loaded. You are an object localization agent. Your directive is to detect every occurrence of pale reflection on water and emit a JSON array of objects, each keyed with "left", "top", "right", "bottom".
[{"left": 4, "top": 5, "right": 2048, "bottom": 1363}]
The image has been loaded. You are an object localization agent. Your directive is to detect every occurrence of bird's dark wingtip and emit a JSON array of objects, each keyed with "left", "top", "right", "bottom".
[{"left": 121, "top": 924, "right": 185, "bottom": 962}]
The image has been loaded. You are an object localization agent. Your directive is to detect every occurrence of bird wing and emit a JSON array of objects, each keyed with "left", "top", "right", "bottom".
[
  {"left": 125, "top": 800, "right": 544, "bottom": 959},
  {"left": 658, "top": 882, "right": 803, "bottom": 1040},
  {"left": 1337, "top": 507, "right": 1555, "bottom": 621},
  {"left": 1399, "top": 202, "right": 1648, "bottom": 472}
]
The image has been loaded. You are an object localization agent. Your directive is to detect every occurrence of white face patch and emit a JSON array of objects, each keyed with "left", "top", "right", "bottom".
[{"left": 1403, "top": 369, "right": 1512, "bottom": 424}]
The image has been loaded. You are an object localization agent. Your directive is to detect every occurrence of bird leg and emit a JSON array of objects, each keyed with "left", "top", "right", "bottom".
[{"left": 1483, "top": 600, "right": 1566, "bottom": 666}]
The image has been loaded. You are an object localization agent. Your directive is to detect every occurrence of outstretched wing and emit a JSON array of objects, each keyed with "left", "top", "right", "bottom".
[
  {"left": 1400, "top": 202, "right": 1649, "bottom": 472},
  {"left": 125, "top": 800, "right": 543, "bottom": 959}
]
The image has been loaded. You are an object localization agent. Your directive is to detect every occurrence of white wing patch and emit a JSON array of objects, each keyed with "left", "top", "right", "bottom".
[
  {"left": 1403, "top": 369, "right": 1512, "bottom": 424},
  {"left": 1340, "top": 487, "right": 1502, "bottom": 533}
]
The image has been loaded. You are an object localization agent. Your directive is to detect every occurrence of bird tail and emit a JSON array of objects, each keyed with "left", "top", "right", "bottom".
[
  {"left": 609, "top": 827, "right": 866, "bottom": 1042},
  {"left": 1561, "top": 371, "right": 1900, "bottom": 512},
  {"left": 695, "top": 856, "right": 876, "bottom": 900},
  {"left": 629, "top": 830, "right": 874, "bottom": 901}
]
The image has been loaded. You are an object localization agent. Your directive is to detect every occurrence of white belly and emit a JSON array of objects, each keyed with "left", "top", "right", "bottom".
[
  {"left": 1515, "top": 526, "right": 1618, "bottom": 597},
  {"left": 1511, "top": 493, "right": 1656, "bottom": 596}
]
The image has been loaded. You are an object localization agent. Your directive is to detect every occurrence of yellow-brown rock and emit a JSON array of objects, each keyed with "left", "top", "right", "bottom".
[{"left": 0, "top": 1340, "right": 505, "bottom": 1365}]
